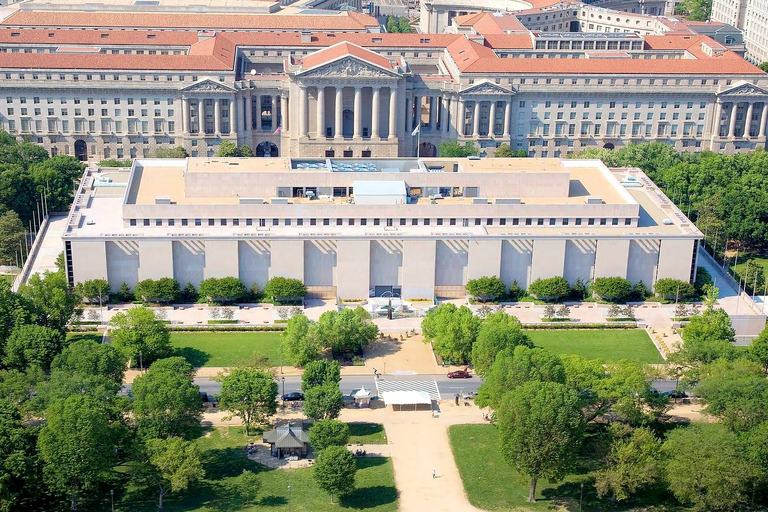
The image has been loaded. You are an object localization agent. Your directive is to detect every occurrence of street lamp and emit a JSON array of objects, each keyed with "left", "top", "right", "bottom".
[
  {"left": 281, "top": 376, "right": 285, "bottom": 404},
  {"left": 287, "top": 485, "right": 292, "bottom": 512}
]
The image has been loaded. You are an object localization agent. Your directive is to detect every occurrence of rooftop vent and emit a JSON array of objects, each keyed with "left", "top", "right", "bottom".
[
  {"left": 155, "top": 197, "right": 171, "bottom": 204},
  {"left": 239, "top": 198, "right": 263, "bottom": 205},
  {"left": 472, "top": 198, "right": 489, "bottom": 204},
  {"left": 300, "top": 31, "right": 311, "bottom": 43},
  {"left": 496, "top": 198, "right": 521, "bottom": 204},
  {"left": 585, "top": 196, "right": 602, "bottom": 204},
  {"left": 271, "top": 198, "right": 288, "bottom": 205}
]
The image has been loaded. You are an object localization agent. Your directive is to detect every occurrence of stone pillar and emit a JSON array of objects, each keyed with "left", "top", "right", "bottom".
[
  {"left": 472, "top": 100, "right": 480, "bottom": 138},
  {"left": 413, "top": 95, "right": 420, "bottom": 129},
  {"left": 372, "top": 86, "right": 380, "bottom": 139},
  {"left": 181, "top": 97, "right": 189, "bottom": 135},
  {"left": 245, "top": 94, "right": 252, "bottom": 134},
  {"left": 214, "top": 98, "right": 221, "bottom": 136},
  {"left": 728, "top": 102, "right": 738, "bottom": 138},
  {"left": 489, "top": 100, "right": 497, "bottom": 137},
  {"left": 388, "top": 87, "right": 397, "bottom": 140},
  {"left": 255, "top": 95, "right": 262, "bottom": 132},
  {"left": 299, "top": 86, "right": 308, "bottom": 138},
  {"left": 760, "top": 103, "right": 768, "bottom": 138},
  {"left": 503, "top": 100, "right": 511, "bottom": 138},
  {"left": 227, "top": 99, "right": 233, "bottom": 135},
  {"left": 335, "top": 86, "right": 344, "bottom": 139},
  {"left": 427, "top": 96, "right": 435, "bottom": 129},
  {"left": 280, "top": 94, "right": 288, "bottom": 130},
  {"left": 353, "top": 86, "right": 362, "bottom": 139},
  {"left": 458, "top": 98, "right": 465, "bottom": 136},
  {"left": 316, "top": 86, "right": 325, "bottom": 138},
  {"left": 745, "top": 102, "right": 755, "bottom": 137},
  {"left": 713, "top": 100, "right": 723, "bottom": 137},
  {"left": 442, "top": 97, "right": 450, "bottom": 133},
  {"left": 404, "top": 98, "right": 410, "bottom": 132}
]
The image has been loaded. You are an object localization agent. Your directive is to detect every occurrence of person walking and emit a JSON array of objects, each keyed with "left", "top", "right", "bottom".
[{"left": 432, "top": 470, "right": 436, "bottom": 479}]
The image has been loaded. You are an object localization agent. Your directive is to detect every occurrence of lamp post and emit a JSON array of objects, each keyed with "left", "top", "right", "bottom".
[
  {"left": 281, "top": 376, "right": 285, "bottom": 404},
  {"left": 287, "top": 485, "right": 292, "bottom": 512}
]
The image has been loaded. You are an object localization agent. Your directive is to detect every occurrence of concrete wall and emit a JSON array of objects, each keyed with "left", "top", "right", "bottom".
[
  {"left": 627, "top": 239, "right": 659, "bottom": 286},
  {"left": 172, "top": 240, "right": 205, "bottom": 287},
  {"left": 530, "top": 239, "right": 566, "bottom": 281},
  {"left": 70, "top": 241, "right": 108, "bottom": 284},
  {"left": 467, "top": 240, "right": 502, "bottom": 280},
  {"left": 238, "top": 240, "right": 271, "bottom": 289},
  {"left": 402, "top": 240, "right": 436, "bottom": 299},
  {"left": 105, "top": 240, "right": 139, "bottom": 290},
  {"left": 500, "top": 239, "right": 533, "bottom": 289},
  {"left": 270, "top": 240, "right": 304, "bottom": 280},
  {"left": 337, "top": 240, "right": 370, "bottom": 300},
  {"left": 370, "top": 240, "right": 403, "bottom": 287},
  {"left": 594, "top": 239, "right": 630, "bottom": 279},
  {"left": 138, "top": 241, "right": 173, "bottom": 282},
  {"left": 563, "top": 239, "right": 596, "bottom": 285},
  {"left": 435, "top": 240, "right": 468, "bottom": 286},
  {"left": 657, "top": 239, "right": 695, "bottom": 282},
  {"left": 204, "top": 240, "right": 239, "bottom": 279},
  {"left": 304, "top": 240, "right": 337, "bottom": 287}
]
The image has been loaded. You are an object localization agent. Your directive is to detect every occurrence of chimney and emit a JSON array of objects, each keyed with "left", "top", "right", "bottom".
[{"left": 301, "top": 31, "right": 311, "bottom": 43}]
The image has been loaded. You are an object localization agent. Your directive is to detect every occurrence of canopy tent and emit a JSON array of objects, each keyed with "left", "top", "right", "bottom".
[
  {"left": 353, "top": 386, "right": 372, "bottom": 408},
  {"left": 381, "top": 390, "right": 432, "bottom": 411}
]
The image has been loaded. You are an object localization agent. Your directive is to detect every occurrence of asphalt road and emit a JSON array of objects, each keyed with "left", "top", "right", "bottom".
[{"left": 123, "top": 375, "right": 678, "bottom": 397}]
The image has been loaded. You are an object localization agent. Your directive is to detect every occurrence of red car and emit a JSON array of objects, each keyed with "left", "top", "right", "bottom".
[{"left": 447, "top": 369, "right": 471, "bottom": 379}]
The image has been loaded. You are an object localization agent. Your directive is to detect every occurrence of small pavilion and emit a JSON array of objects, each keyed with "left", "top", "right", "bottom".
[
  {"left": 263, "top": 424, "right": 310, "bottom": 458},
  {"left": 353, "top": 386, "right": 372, "bottom": 408}
]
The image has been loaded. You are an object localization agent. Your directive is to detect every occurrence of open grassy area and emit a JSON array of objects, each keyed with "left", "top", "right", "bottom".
[
  {"left": 123, "top": 426, "right": 398, "bottom": 512},
  {"left": 347, "top": 422, "right": 387, "bottom": 445},
  {"left": 448, "top": 424, "right": 675, "bottom": 511},
  {"left": 525, "top": 329, "right": 664, "bottom": 364},
  {"left": 66, "top": 332, "right": 102, "bottom": 344},
  {"left": 171, "top": 332, "right": 283, "bottom": 367}
]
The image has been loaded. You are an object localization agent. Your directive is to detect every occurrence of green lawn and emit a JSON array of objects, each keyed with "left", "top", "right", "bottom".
[
  {"left": 525, "top": 329, "right": 664, "bottom": 364},
  {"left": 123, "top": 427, "right": 398, "bottom": 512},
  {"left": 66, "top": 332, "right": 102, "bottom": 344},
  {"left": 448, "top": 424, "right": 676, "bottom": 511},
  {"left": 171, "top": 332, "right": 283, "bottom": 367},
  {"left": 347, "top": 422, "right": 387, "bottom": 445}
]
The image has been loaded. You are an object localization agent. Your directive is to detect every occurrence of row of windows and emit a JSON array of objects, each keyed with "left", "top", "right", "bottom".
[
  {"left": 476, "top": 76, "right": 739, "bottom": 87},
  {"left": 3, "top": 118, "right": 176, "bottom": 135},
  {"left": 6, "top": 108, "right": 175, "bottom": 118},
  {"left": 522, "top": 100, "right": 708, "bottom": 110},
  {"left": 5, "top": 96, "right": 174, "bottom": 105},
  {"left": 2, "top": 72, "right": 227, "bottom": 83},
  {"left": 128, "top": 217, "right": 636, "bottom": 228},
  {"left": 0, "top": 46, "right": 185, "bottom": 56}
]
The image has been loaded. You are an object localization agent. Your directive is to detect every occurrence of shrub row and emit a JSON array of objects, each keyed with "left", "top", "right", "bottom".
[
  {"left": 167, "top": 325, "right": 286, "bottom": 332},
  {"left": 521, "top": 322, "right": 638, "bottom": 330}
]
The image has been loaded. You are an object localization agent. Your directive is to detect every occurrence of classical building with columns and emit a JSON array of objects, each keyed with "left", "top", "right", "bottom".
[
  {"left": 0, "top": 7, "right": 766, "bottom": 160},
  {"left": 63, "top": 157, "right": 701, "bottom": 298}
]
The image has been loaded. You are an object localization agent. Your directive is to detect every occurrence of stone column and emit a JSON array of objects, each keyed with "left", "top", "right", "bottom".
[
  {"left": 299, "top": 86, "right": 308, "bottom": 138},
  {"left": 503, "top": 100, "right": 511, "bottom": 138},
  {"left": 760, "top": 103, "right": 768, "bottom": 138},
  {"left": 280, "top": 94, "right": 288, "bottom": 130},
  {"left": 353, "top": 86, "right": 362, "bottom": 139},
  {"left": 214, "top": 98, "right": 221, "bottom": 136},
  {"left": 245, "top": 94, "right": 252, "bottom": 134},
  {"left": 489, "top": 100, "right": 497, "bottom": 137},
  {"left": 255, "top": 95, "right": 262, "bottom": 132},
  {"left": 745, "top": 102, "right": 755, "bottom": 137},
  {"left": 404, "top": 98, "right": 410, "bottom": 132},
  {"left": 427, "top": 96, "right": 435, "bottom": 129},
  {"left": 728, "top": 102, "right": 738, "bottom": 138},
  {"left": 227, "top": 99, "right": 233, "bottom": 135},
  {"left": 181, "top": 97, "right": 189, "bottom": 135},
  {"left": 388, "top": 87, "right": 397, "bottom": 140},
  {"left": 443, "top": 97, "right": 450, "bottom": 133},
  {"left": 458, "top": 98, "right": 465, "bottom": 136},
  {"left": 713, "top": 100, "right": 723, "bottom": 137},
  {"left": 316, "top": 86, "right": 325, "bottom": 138},
  {"left": 335, "top": 86, "right": 344, "bottom": 139},
  {"left": 372, "top": 86, "right": 380, "bottom": 139},
  {"left": 472, "top": 101, "right": 480, "bottom": 138},
  {"left": 413, "top": 95, "right": 420, "bottom": 129}
]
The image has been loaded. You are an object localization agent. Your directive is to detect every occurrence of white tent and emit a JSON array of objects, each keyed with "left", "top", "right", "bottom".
[
  {"left": 381, "top": 390, "right": 432, "bottom": 411},
  {"left": 353, "top": 386, "right": 372, "bottom": 408}
]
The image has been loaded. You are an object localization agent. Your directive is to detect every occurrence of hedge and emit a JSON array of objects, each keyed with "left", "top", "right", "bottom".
[
  {"left": 591, "top": 277, "right": 632, "bottom": 302},
  {"left": 527, "top": 276, "right": 570, "bottom": 302},
  {"left": 521, "top": 322, "right": 638, "bottom": 329},
  {"left": 654, "top": 278, "right": 695, "bottom": 300},
  {"left": 167, "top": 326, "right": 286, "bottom": 332}
]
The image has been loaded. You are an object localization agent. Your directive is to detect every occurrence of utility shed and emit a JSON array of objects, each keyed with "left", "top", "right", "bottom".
[{"left": 353, "top": 180, "right": 407, "bottom": 205}]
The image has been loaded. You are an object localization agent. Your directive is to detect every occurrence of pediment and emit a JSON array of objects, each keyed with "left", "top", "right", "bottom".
[
  {"left": 297, "top": 56, "right": 400, "bottom": 79},
  {"left": 719, "top": 81, "right": 768, "bottom": 97},
  {"left": 181, "top": 78, "right": 235, "bottom": 94},
  {"left": 460, "top": 80, "right": 513, "bottom": 96}
]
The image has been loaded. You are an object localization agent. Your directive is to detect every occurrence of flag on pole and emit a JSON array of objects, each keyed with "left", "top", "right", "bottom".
[
  {"left": 411, "top": 124, "right": 420, "bottom": 137},
  {"left": 273, "top": 126, "right": 282, "bottom": 135}
]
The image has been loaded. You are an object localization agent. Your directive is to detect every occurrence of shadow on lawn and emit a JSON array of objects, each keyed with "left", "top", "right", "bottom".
[
  {"left": 258, "top": 495, "right": 288, "bottom": 507},
  {"left": 340, "top": 485, "right": 398, "bottom": 509},
  {"left": 174, "top": 347, "right": 211, "bottom": 367},
  {"left": 348, "top": 422, "right": 385, "bottom": 438},
  {"left": 543, "top": 480, "right": 680, "bottom": 512},
  {"left": 203, "top": 446, "right": 268, "bottom": 479}
]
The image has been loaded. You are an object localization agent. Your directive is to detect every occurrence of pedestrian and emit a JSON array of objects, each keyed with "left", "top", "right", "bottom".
[
  {"left": 432, "top": 470, "right": 436, "bottom": 479},
  {"left": 431, "top": 409, "right": 435, "bottom": 418}
]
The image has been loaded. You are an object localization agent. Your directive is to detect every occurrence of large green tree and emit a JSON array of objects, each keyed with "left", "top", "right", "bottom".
[
  {"left": 313, "top": 445, "right": 357, "bottom": 503},
  {"left": 438, "top": 139, "right": 478, "bottom": 157},
  {"left": 309, "top": 419, "right": 350, "bottom": 452},
  {"left": 594, "top": 426, "right": 663, "bottom": 502},
  {"left": 110, "top": 306, "right": 172, "bottom": 368},
  {"left": 51, "top": 339, "right": 126, "bottom": 384},
  {"left": 139, "top": 437, "right": 204, "bottom": 510},
  {"left": 748, "top": 326, "right": 768, "bottom": 372},
  {"left": 3, "top": 324, "right": 66, "bottom": 371},
  {"left": 497, "top": 380, "right": 584, "bottom": 502},
  {"left": 0, "top": 399, "right": 46, "bottom": 512},
  {"left": 301, "top": 359, "right": 341, "bottom": 391},
  {"left": 0, "top": 210, "right": 25, "bottom": 266},
  {"left": 18, "top": 270, "right": 79, "bottom": 332},
  {"left": 471, "top": 312, "right": 531, "bottom": 378},
  {"left": 673, "top": 308, "right": 737, "bottom": 372},
  {"left": 421, "top": 303, "right": 482, "bottom": 364},
  {"left": 695, "top": 357, "right": 768, "bottom": 431},
  {"left": 304, "top": 382, "right": 344, "bottom": 421},
  {"left": 217, "top": 367, "right": 277, "bottom": 435},
  {"left": 281, "top": 314, "right": 321, "bottom": 366},
  {"left": 312, "top": 308, "right": 378, "bottom": 356}
]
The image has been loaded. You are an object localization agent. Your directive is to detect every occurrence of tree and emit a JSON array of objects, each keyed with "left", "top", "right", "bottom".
[
  {"left": 304, "top": 382, "right": 344, "bottom": 420},
  {"left": 116, "top": 282, "right": 133, "bottom": 302},
  {"left": 51, "top": 339, "right": 126, "bottom": 384},
  {"left": 38, "top": 395, "right": 122, "bottom": 511},
  {"left": 0, "top": 210, "right": 25, "bottom": 266},
  {"left": 131, "top": 357, "right": 202, "bottom": 440},
  {"left": 28, "top": 156, "right": 85, "bottom": 213},
  {"left": 310, "top": 419, "right": 350, "bottom": 452},
  {"left": 110, "top": 306, "right": 172, "bottom": 368},
  {"left": 739, "top": 259, "right": 766, "bottom": 294},
  {"left": 150, "top": 146, "right": 188, "bottom": 158},
  {"left": 239, "top": 144, "right": 254, "bottom": 157},
  {"left": 140, "top": 437, "right": 204, "bottom": 510},
  {"left": 3, "top": 324, "right": 66, "bottom": 371},
  {"left": 281, "top": 314, "right": 321, "bottom": 366},
  {"left": 527, "top": 276, "right": 570, "bottom": 302},
  {"left": 695, "top": 357, "right": 768, "bottom": 431},
  {"left": 264, "top": 277, "right": 307, "bottom": 301},
  {"left": 216, "top": 140, "right": 240, "bottom": 157},
  {"left": 663, "top": 423, "right": 752, "bottom": 511},
  {"left": 302, "top": 359, "right": 341, "bottom": 392},
  {"left": 465, "top": 276, "right": 507, "bottom": 302},
  {"left": 675, "top": 0, "right": 711, "bottom": 20},
  {"left": 497, "top": 381, "right": 584, "bottom": 502},
  {"left": 591, "top": 277, "right": 632, "bottom": 302},
  {"left": 198, "top": 276, "right": 248, "bottom": 304},
  {"left": 134, "top": 278, "right": 180, "bottom": 303},
  {"left": 18, "top": 270, "right": 79, "bottom": 332},
  {"left": 313, "top": 445, "right": 356, "bottom": 503},
  {"left": 494, "top": 143, "right": 515, "bottom": 158},
  {"left": 653, "top": 278, "right": 695, "bottom": 301},
  {"left": 673, "top": 308, "right": 737, "bottom": 369},
  {"left": 749, "top": 326, "right": 768, "bottom": 372},
  {"left": 74, "top": 278, "right": 110, "bottom": 304},
  {"left": 0, "top": 398, "right": 45, "bottom": 512},
  {"left": 471, "top": 312, "right": 531, "bottom": 377},
  {"left": 598, "top": 361, "right": 670, "bottom": 426},
  {"left": 217, "top": 367, "right": 277, "bottom": 435},
  {"left": 742, "top": 420, "right": 768, "bottom": 491},
  {"left": 438, "top": 139, "right": 478, "bottom": 157},
  {"left": 421, "top": 303, "right": 481, "bottom": 364},
  {"left": 312, "top": 309, "right": 378, "bottom": 356},
  {"left": 594, "top": 427, "right": 662, "bottom": 502}
]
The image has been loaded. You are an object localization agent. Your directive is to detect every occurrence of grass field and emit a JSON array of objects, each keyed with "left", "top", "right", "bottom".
[
  {"left": 525, "top": 329, "right": 664, "bottom": 364},
  {"left": 448, "top": 424, "right": 675, "bottom": 511},
  {"left": 347, "top": 422, "right": 387, "bottom": 445},
  {"left": 124, "top": 427, "right": 398, "bottom": 512},
  {"left": 65, "top": 332, "right": 102, "bottom": 344},
  {"left": 171, "top": 332, "right": 283, "bottom": 367}
]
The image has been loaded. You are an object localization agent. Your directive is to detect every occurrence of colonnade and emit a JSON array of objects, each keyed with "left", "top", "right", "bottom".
[
  {"left": 715, "top": 99, "right": 768, "bottom": 138},
  {"left": 409, "top": 94, "right": 513, "bottom": 139},
  {"left": 182, "top": 97, "right": 233, "bottom": 137}
]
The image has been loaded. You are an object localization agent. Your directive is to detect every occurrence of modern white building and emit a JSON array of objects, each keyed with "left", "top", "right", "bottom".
[
  {"left": 63, "top": 157, "right": 701, "bottom": 299},
  {"left": 712, "top": 0, "right": 768, "bottom": 64}
]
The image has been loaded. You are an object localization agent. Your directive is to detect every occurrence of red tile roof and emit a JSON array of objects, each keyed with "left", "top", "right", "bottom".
[
  {"left": 482, "top": 33, "right": 534, "bottom": 49},
  {"left": 0, "top": 52, "right": 233, "bottom": 71},
  {"left": 300, "top": 41, "right": 394, "bottom": 70},
  {"left": 0, "top": 28, "right": 200, "bottom": 45}
]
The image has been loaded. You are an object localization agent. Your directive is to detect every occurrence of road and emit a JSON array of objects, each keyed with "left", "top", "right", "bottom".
[{"left": 123, "top": 374, "right": 678, "bottom": 397}]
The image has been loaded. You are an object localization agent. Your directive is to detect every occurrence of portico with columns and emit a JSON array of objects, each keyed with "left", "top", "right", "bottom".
[
  {"left": 455, "top": 80, "right": 514, "bottom": 152},
  {"left": 180, "top": 79, "right": 238, "bottom": 140},
  {"left": 711, "top": 81, "right": 768, "bottom": 151}
]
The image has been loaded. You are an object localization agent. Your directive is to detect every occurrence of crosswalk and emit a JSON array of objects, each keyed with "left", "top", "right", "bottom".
[{"left": 375, "top": 378, "right": 441, "bottom": 401}]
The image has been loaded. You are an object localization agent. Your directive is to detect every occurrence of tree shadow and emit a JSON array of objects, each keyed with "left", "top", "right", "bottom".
[
  {"left": 340, "top": 485, "right": 398, "bottom": 509},
  {"left": 355, "top": 456, "right": 388, "bottom": 469},
  {"left": 542, "top": 480, "right": 680, "bottom": 512},
  {"left": 174, "top": 347, "right": 211, "bottom": 367},
  {"left": 348, "top": 422, "right": 385, "bottom": 439},
  {"left": 258, "top": 495, "right": 288, "bottom": 507},
  {"left": 202, "top": 447, "right": 269, "bottom": 479}
]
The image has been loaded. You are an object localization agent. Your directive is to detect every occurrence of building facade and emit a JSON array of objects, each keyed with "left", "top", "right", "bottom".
[{"left": 712, "top": 0, "right": 768, "bottom": 64}]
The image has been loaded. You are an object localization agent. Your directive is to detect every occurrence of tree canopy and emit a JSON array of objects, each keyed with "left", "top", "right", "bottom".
[
  {"left": 471, "top": 312, "right": 531, "bottom": 377},
  {"left": 304, "top": 382, "right": 344, "bottom": 421},
  {"left": 421, "top": 303, "right": 481, "bottom": 364},
  {"left": 313, "top": 445, "right": 356, "bottom": 503},
  {"left": 217, "top": 367, "right": 277, "bottom": 435},
  {"left": 110, "top": 306, "right": 172, "bottom": 368},
  {"left": 309, "top": 419, "right": 350, "bottom": 452},
  {"left": 301, "top": 359, "right": 341, "bottom": 392}
]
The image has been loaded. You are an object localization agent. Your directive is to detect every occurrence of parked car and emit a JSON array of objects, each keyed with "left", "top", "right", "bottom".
[
  {"left": 282, "top": 392, "right": 304, "bottom": 402},
  {"left": 462, "top": 391, "right": 476, "bottom": 400},
  {"left": 447, "top": 369, "right": 471, "bottom": 379}
]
